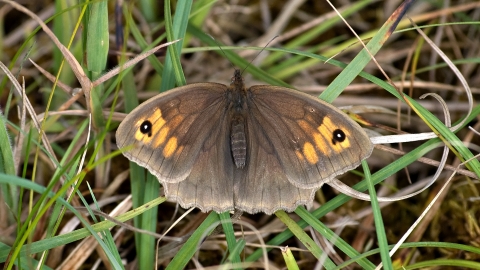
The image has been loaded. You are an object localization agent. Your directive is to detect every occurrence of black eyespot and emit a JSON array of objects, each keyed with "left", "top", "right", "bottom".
[
  {"left": 332, "top": 129, "right": 346, "bottom": 144},
  {"left": 139, "top": 120, "right": 153, "bottom": 137}
]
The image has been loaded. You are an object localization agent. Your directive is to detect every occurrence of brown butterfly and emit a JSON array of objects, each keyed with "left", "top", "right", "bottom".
[{"left": 116, "top": 70, "right": 373, "bottom": 214}]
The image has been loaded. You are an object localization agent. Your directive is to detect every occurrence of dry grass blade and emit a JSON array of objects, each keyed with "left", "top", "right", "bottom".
[{"left": 409, "top": 17, "right": 473, "bottom": 132}]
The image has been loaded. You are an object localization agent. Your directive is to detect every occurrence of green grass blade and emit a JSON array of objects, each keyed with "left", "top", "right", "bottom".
[
  {"left": 84, "top": 0, "right": 109, "bottom": 128},
  {"left": 161, "top": 0, "right": 191, "bottom": 90},
  {"left": 219, "top": 212, "right": 241, "bottom": 267},
  {"left": 282, "top": 246, "right": 300, "bottom": 270},
  {"left": 0, "top": 110, "right": 16, "bottom": 216},
  {"left": 363, "top": 161, "right": 392, "bottom": 269}
]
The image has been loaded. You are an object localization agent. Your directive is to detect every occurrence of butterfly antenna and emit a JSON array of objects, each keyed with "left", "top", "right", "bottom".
[
  {"left": 241, "top": 35, "right": 278, "bottom": 75},
  {"left": 208, "top": 34, "right": 236, "bottom": 71}
]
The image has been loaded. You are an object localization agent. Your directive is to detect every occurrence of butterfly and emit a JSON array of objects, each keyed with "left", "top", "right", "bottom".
[{"left": 116, "top": 69, "right": 373, "bottom": 214}]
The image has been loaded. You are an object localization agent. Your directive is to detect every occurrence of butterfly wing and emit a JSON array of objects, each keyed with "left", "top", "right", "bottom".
[
  {"left": 117, "top": 83, "right": 236, "bottom": 211},
  {"left": 245, "top": 85, "right": 373, "bottom": 190},
  {"left": 116, "top": 83, "right": 229, "bottom": 183}
]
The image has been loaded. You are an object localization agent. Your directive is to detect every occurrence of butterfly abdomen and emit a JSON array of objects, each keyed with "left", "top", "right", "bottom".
[{"left": 231, "top": 117, "right": 247, "bottom": 168}]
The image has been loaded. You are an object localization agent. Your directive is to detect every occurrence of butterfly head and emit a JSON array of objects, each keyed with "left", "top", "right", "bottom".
[{"left": 230, "top": 69, "right": 245, "bottom": 90}]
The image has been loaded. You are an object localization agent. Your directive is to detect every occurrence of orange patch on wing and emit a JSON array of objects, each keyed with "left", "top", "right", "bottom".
[
  {"left": 163, "top": 137, "right": 178, "bottom": 158},
  {"left": 313, "top": 132, "right": 331, "bottom": 156},
  {"left": 153, "top": 126, "right": 169, "bottom": 147},
  {"left": 303, "top": 142, "right": 318, "bottom": 164}
]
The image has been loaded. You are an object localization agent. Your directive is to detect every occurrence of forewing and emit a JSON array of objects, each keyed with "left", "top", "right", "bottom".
[
  {"left": 116, "top": 83, "right": 227, "bottom": 183},
  {"left": 247, "top": 85, "right": 373, "bottom": 189}
]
